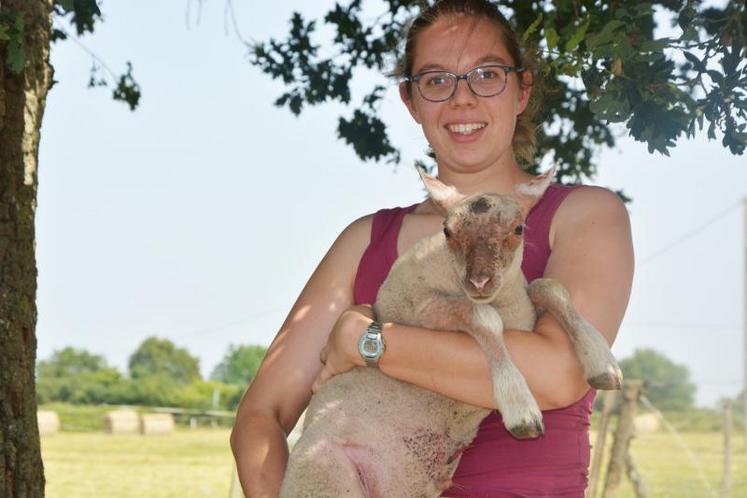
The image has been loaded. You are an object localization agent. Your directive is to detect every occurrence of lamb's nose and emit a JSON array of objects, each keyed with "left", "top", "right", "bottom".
[{"left": 470, "top": 276, "right": 491, "bottom": 291}]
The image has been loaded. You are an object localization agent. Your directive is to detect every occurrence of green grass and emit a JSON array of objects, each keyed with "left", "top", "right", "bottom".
[{"left": 41, "top": 429, "right": 746, "bottom": 498}]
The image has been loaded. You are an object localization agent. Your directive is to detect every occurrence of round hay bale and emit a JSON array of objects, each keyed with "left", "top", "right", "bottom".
[
  {"left": 37, "top": 411, "right": 60, "bottom": 436},
  {"left": 634, "top": 413, "right": 660, "bottom": 434},
  {"left": 103, "top": 409, "right": 139, "bottom": 434},
  {"left": 140, "top": 413, "right": 174, "bottom": 436}
]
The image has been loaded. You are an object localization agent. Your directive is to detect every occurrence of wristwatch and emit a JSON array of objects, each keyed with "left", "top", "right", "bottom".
[{"left": 358, "top": 320, "right": 385, "bottom": 368}]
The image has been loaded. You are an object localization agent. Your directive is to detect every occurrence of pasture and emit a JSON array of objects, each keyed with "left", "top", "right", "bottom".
[{"left": 41, "top": 428, "right": 746, "bottom": 497}]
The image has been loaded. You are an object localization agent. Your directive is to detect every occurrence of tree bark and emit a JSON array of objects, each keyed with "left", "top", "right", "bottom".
[{"left": 0, "top": 0, "right": 53, "bottom": 496}]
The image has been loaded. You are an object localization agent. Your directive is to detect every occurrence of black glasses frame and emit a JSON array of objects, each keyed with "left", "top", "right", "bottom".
[{"left": 406, "top": 64, "right": 526, "bottom": 103}]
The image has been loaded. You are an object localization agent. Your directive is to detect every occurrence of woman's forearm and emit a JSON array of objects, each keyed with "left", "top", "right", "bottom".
[
  {"left": 377, "top": 320, "right": 589, "bottom": 411},
  {"left": 230, "top": 413, "right": 290, "bottom": 498}
]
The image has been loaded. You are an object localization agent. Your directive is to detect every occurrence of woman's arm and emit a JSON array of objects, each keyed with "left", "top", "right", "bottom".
[
  {"left": 230, "top": 214, "right": 373, "bottom": 498},
  {"left": 314, "top": 186, "right": 634, "bottom": 410}
]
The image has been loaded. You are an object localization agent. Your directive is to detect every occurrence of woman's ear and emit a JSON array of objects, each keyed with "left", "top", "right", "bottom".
[
  {"left": 399, "top": 82, "right": 422, "bottom": 124},
  {"left": 516, "top": 71, "right": 533, "bottom": 115}
]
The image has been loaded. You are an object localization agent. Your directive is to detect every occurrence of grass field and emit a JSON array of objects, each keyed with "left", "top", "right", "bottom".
[
  {"left": 41, "top": 429, "right": 746, "bottom": 497},
  {"left": 41, "top": 429, "right": 236, "bottom": 498}
]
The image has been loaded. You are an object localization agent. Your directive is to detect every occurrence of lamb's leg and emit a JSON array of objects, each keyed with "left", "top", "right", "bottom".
[
  {"left": 418, "top": 297, "right": 544, "bottom": 439},
  {"left": 527, "top": 278, "right": 623, "bottom": 390}
]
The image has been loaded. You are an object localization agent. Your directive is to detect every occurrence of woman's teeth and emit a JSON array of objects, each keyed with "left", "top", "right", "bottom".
[{"left": 448, "top": 123, "right": 486, "bottom": 135}]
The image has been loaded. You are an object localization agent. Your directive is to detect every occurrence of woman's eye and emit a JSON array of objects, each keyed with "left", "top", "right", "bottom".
[
  {"left": 514, "top": 224, "right": 524, "bottom": 236},
  {"left": 476, "top": 69, "right": 499, "bottom": 80},
  {"left": 425, "top": 74, "right": 449, "bottom": 87}
]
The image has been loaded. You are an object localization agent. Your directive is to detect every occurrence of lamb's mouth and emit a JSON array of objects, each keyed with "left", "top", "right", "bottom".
[{"left": 466, "top": 291, "right": 499, "bottom": 304}]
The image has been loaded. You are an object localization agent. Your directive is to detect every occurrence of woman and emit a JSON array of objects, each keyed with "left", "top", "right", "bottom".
[{"left": 232, "top": 1, "right": 634, "bottom": 496}]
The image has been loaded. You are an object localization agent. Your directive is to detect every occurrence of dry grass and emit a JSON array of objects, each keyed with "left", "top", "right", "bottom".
[
  {"left": 41, "top": 429, "right": 235, "bottom": 498},
  {"left": 589, "top": 430, "right": 747, "bottom": 498},
  {"left": 41, "top": 429, "right": 746, "bottom": 498}
]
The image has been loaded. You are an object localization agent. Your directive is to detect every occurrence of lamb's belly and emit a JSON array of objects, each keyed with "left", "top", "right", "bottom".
[{"left": 305, "top": 369, "right": 488, "bottom": 459}]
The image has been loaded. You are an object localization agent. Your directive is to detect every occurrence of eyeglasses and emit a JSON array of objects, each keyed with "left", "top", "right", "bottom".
[{"left": 406, "top": 64, "right": 525, "bottom": 103}]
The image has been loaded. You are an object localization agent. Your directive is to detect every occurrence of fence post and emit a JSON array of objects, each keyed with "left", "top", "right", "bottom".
[
  {"left": 602, "top": 380, "right": 643, "bottom": 498},
  {"left": 720, "top": 399, "right": 733, "bottom": 498},
  {"left": 587, "top": 390, "right": 617, "bottom": 498},
  {"left": 625, "top": 452, "right": 648, "bottom": 498}
]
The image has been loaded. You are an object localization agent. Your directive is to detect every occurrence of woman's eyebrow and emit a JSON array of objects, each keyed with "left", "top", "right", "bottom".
[
  {"left": 414, "top": 54, "right": 510, "bottom": 74},
  {"left": 474, "top": 54, "right": 509, "bottom": 65}
]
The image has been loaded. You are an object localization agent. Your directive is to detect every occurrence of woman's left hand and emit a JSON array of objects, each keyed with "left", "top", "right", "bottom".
[{"left": 311, "top": 305, "right": 376, "bottom": 394}]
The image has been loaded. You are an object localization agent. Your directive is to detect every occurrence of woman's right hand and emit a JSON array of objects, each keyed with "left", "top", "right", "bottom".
[{"left": 312, "top": 304, "right": 375, "bottom": 393}]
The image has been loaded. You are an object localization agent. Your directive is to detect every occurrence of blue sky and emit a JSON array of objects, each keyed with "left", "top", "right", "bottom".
[{"left": 37, "top": 1, "right": 746, "bottom": 408}]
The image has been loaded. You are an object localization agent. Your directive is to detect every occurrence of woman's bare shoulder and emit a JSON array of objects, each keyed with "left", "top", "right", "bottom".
[{"left": 550, "top": 185, "right": 629, "bottom": 244}]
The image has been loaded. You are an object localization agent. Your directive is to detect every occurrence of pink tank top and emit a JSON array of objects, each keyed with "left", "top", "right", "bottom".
[{"left": 353, "top": 184, "right": 594, "bottom": 497}]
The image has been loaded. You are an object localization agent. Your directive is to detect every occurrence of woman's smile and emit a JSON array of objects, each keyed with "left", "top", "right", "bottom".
[{"left": 445, "top": 121, "right": 488, "bottom": 142}]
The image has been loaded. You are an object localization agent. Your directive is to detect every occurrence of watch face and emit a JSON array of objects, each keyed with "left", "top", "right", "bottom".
[
  {"left": 363, "top": 341, "right": 379, "bottom": 355},
  {"left": 359, "top": 334, "right": 383, "bottom": 359}
]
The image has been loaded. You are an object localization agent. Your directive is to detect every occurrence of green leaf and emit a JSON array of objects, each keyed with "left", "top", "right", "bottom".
[
  {"left": 545, "top": 27, "right": 559, "bottom": 51},
  {"left": 684, "top": 51, "right": 706, "bottom": 72},
  {"left": 565, "top": 18, "right": 590, "bottom": 52},
  {"left": 681, "top": 25, "right": 699, "bottom": 43},
  {"left": 707, "top": 70, "right": 724, "bottom": 85},
  {"left": 522, "top": 13, "right": 543, "bottom": 43},
  {"left": 589, "top": 92, "right": 631, "bottom": 122},
  {"left": 639, "top": 38, "right": 672, "bottom": 52},
  {"left": 586, "top": 20, "right": 626, "bottom": 51},
  {"left": 0, "top": 24, "right": 9, "bottom": 41}
]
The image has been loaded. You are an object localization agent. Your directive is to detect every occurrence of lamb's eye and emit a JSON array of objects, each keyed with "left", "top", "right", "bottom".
[
  {"left": 443, "top": 226, "right": 451, "bottom": 238},
  {"left": 514, "top": 224, "right": 525, "bottom": 236}
]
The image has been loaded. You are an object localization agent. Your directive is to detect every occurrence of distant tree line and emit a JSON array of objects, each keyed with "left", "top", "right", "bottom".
[
  {"left": 38, "top": 340, "right": 722, "bottom": 413},
  {"left": 36, "top": 338, "right": 267, "bottom": 411}
]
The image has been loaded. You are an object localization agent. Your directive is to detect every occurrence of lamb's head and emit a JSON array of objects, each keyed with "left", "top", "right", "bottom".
[{"left": 418, "top": 166, "right": 556, "bottom": 303}]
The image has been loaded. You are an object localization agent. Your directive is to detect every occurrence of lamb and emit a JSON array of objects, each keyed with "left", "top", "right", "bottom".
[{"left": 279, "top": 167, "right": 622, "bottom": 498}]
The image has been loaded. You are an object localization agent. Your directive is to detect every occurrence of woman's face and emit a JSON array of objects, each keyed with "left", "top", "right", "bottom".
[{"left": 400, "top": 15, "right": 531, "bottom": 173}]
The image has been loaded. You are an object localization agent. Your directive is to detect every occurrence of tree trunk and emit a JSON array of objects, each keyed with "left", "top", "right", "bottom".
[{"left": 0, "top": 0, "right": 53, "bottom": 496}]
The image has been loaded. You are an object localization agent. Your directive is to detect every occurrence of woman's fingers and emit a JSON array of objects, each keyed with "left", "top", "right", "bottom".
[{"left": 311, "top": 366, "right": 331, "bottom": 394}]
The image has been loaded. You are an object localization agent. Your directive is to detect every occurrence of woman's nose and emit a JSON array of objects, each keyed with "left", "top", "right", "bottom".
[{"left": 450, "top": 78, "right": 477, "bottom": 107}]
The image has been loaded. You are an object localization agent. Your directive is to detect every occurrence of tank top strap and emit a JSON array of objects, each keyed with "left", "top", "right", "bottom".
[
  {"left": 353, "top": 203, "right": 419, "bottom": 305},
  {"left": 521, "top": 183, "right": 581, "bottom": 283}
]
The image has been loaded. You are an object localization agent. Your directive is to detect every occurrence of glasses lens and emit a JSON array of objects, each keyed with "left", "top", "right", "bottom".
[
  {"left": 468, "top": 66, "right": 507, "bottom": 97},
  {"left": 418, "top": 72, "right": 455, "bottom": 101}
]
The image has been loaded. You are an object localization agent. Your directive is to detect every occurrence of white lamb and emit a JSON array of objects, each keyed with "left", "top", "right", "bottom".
[{"left": 279, "top": 167, "right": 622, "bottom": 498}]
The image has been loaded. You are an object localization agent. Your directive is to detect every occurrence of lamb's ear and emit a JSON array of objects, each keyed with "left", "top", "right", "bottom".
[
  {"left": 417, "top": 167, "right": 466, "bottom": 214},
  {"left": 514, "top": 163, "right": 557, "bottom": 217}
]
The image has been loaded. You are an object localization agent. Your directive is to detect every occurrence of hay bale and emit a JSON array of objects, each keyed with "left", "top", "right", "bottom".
[
  {"left": 140, "top": 413, "right": 174, "bottom": 436},
  {"left": 103, "top": 409, "right": 139, "bottom": 434},
  {"left": 634, "top": 413, "right": 660, "bottom": 434},
  {"left": 37, "top": 411, "right": 60, "bottom": 436}
]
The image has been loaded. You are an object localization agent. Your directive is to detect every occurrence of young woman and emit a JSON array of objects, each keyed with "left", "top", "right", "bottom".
[{"left": 232, "top": 1, "right": 634, "bottom": 496}]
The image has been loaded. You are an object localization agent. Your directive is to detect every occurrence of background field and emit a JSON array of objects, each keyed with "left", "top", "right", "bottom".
[{"left": 41, "top": 428, "right": 746, "bottom": 498}]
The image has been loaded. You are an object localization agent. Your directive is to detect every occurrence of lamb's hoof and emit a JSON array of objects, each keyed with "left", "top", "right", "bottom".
[
  {"left": 507, "top": 419, "right": 545, "bottom": 440},
  {"left": 588, "top": 368, "right": 623, "bottom": 390}
]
